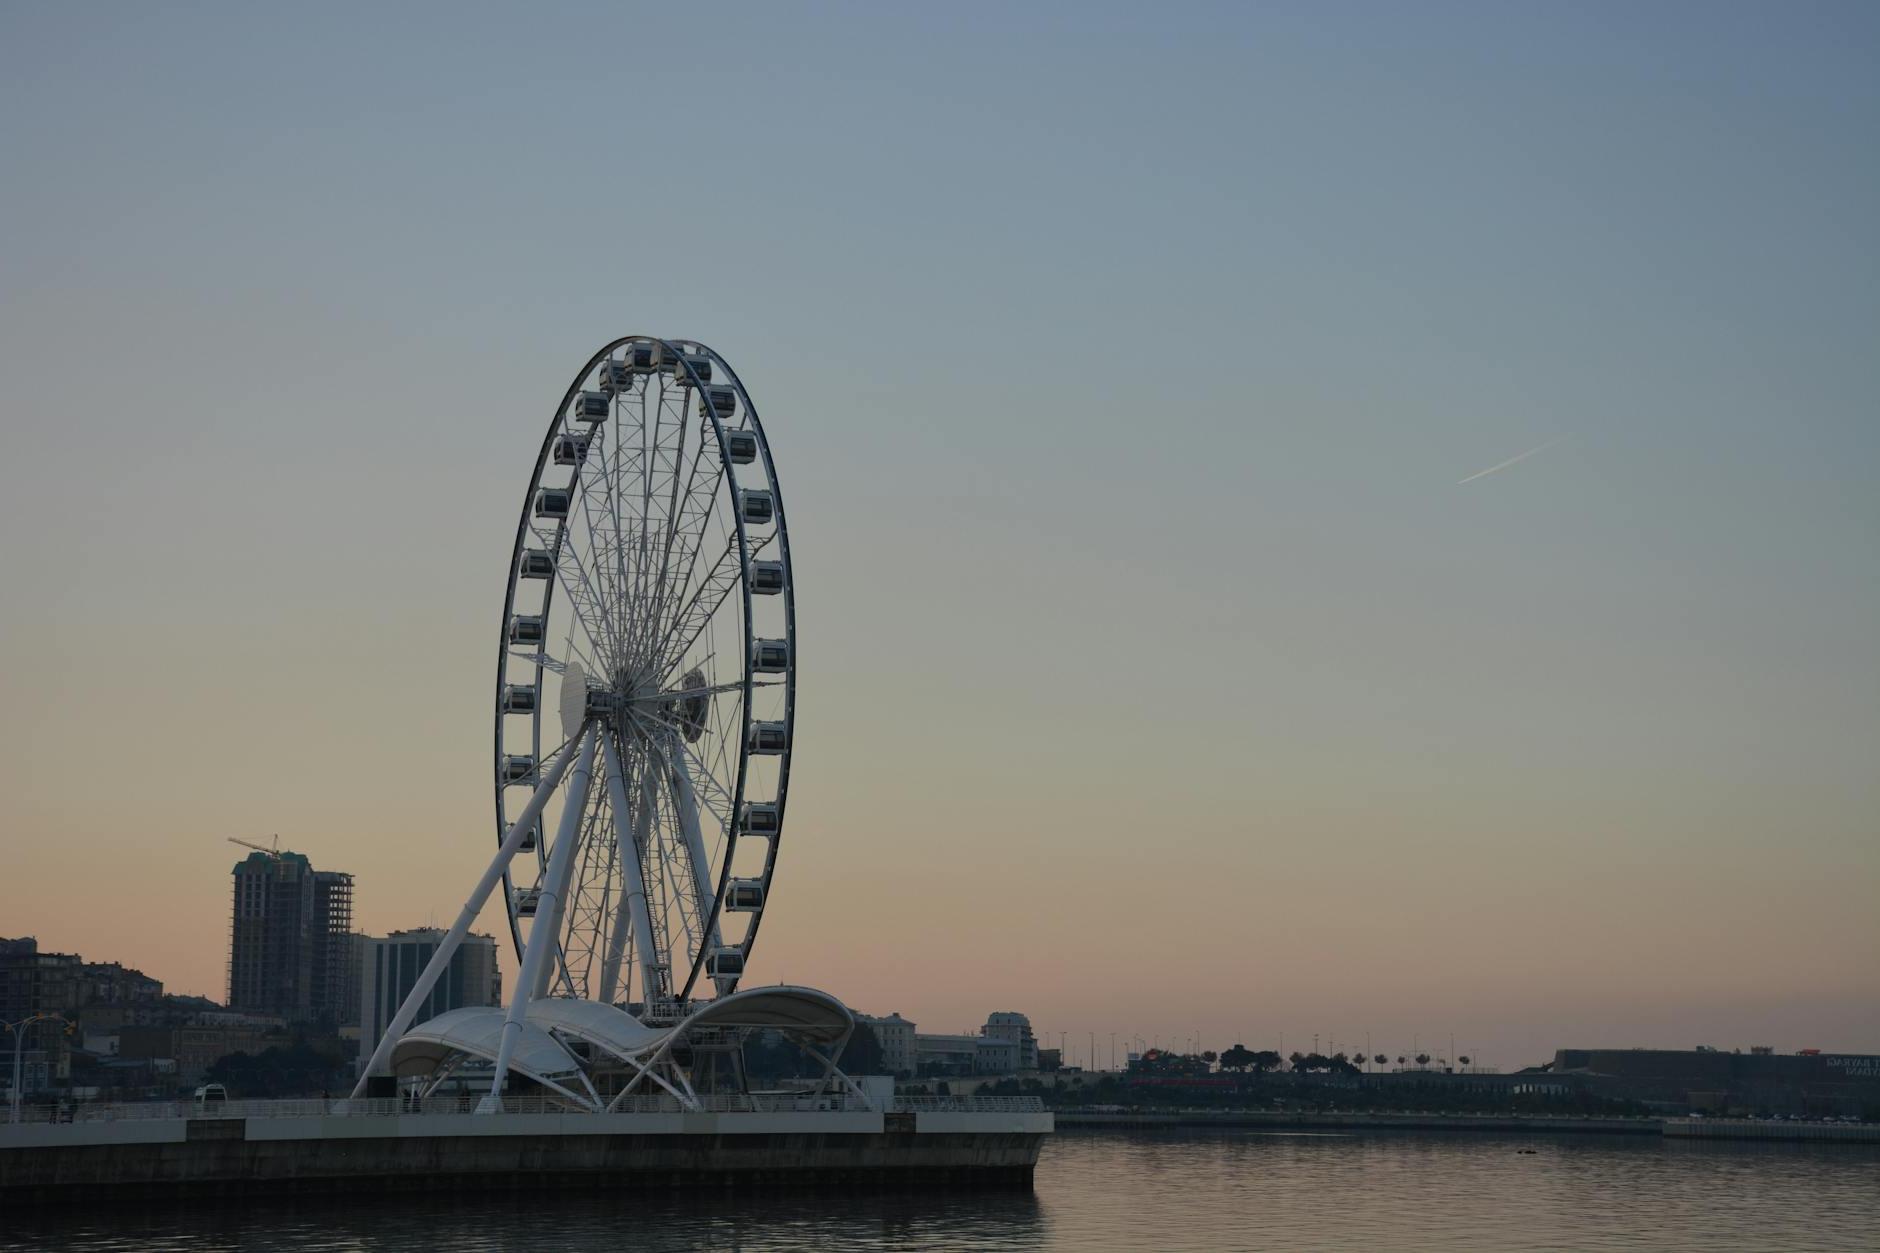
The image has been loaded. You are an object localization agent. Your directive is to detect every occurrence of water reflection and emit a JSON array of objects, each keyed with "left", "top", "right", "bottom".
[
  {"left": 7, "top": 1128, "right": 1877, "bottom": 1253},
  {"left": 0, "top": 1186, "right": 1046, "bottom": 1253}
]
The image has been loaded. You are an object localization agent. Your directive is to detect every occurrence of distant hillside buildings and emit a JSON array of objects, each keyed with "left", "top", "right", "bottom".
[
  {"left": 0, "top": 936, "right": 167, "bottom": 1090},
  {"left": 855, "top": 1010, "right": 1042, "bottom": 1078}
]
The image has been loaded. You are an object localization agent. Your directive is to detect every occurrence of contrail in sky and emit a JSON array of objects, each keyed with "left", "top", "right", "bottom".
[{"left": 1457, "top": 437, "right": 1564, "bottom": 485}]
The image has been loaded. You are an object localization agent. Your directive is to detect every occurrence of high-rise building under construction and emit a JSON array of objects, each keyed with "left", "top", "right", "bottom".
[{"left": 228, "top": 847, "right": 357, "bottom": 1023}]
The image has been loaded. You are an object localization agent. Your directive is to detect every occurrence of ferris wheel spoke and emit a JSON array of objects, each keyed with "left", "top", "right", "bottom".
[
  {"left": 637, "top": 382, "right": 669, "bottom": 619},
  {"left": 656, "top": 723, "right": 737, "bottom": 832},
  {"left": 569, "top": 464, "right": 635, "bottom": 673},
  {"left": 559, "top": 779, "right": 619, "bottom": 998},
  {"left": 509, "top": 650, "right": 568, "bottom": 675},
  {"left": 658, "top": 530, "right": 778, "bottom": 672},
  {"left": 548, "top": 541, "right": 621, "bottom": 674},
  {"left": 626, "top": 677, "right": 777, "bottom": 708},
  {"left": 526, "top": 508, "right": 622, "bottom": 683},
  {"left": 618, "top": 385, "right": 686, "bottom": 672},
  {"left": 551, "top": 620, "right": 607, "bottom": 693},
  {"left": 639, "top": 415, "right": 710, "bottom": 660},
  {"left": 639, "top": 422, "right": 727, "bottom": 670}
]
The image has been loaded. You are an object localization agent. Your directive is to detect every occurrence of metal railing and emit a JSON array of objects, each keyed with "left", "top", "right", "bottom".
[
  {"left": 8, "top": 1092, "right": 1042, "bottom": 1125},
  {"left": 889, "top": 1096, "right": 1045, "bottom": 1113}
]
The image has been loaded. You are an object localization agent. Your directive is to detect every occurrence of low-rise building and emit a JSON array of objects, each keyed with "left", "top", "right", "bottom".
[
  {"left": 974, "top": 1037, "right": 1019, "bottom": 1074},
  {"left": 117, "top": 1021, "right": 276, "bottom": 1084},
  {"left": 915, "top": 1033, "right": 981, "bottom": 1076},
  {"left": 983, "top": 1011, "right": 1039, "bottom": 1071},
  {"left": 857, "top": 1012, "right": 916, "bottom": 1076}
]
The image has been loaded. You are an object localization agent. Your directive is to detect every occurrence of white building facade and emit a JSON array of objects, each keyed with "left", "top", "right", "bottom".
[
  {"left": 983, "top": 1011, "right": 1039, "bottom": 1071},
  {"left": 357, "top": 928, "right": 501, "bottom": 1077},
  {"left": 857, "top": 1012, "right": 917, "bottom": 1076}
]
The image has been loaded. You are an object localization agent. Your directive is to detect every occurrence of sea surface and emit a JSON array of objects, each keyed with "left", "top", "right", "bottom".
[{"left": 6, "top": 1127, "right": 1877, "bottom": 1252}]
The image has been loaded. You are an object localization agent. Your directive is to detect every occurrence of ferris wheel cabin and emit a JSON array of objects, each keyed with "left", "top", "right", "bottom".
[
  {"left": 738, "top": 489, "right": 774, "bottom": 525},
  {"left": 749, "top": 561, "right": 786, "bottom": 595},
  {"left": 553, "top": 432, "right": 592, "bottom": 466},
  {"left": 533, "top": 487, "right": 571, "bottom": 519},
  {"left": 739, "top": 802, "right": 781, "bottom": 837},
  {"left": 725, "top": 429, "right": 758, "bottom": 464},
  {"left": 747, "top": 722, "right": 788, "bottom": 754}
]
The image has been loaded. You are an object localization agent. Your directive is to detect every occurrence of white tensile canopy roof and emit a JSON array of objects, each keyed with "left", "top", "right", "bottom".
[
  {"left": 389, "top": 1007, "right": 584, "bottom": 1082},
  {"left": 388, "top": 984, "right": 853, "bottom": 1086}
]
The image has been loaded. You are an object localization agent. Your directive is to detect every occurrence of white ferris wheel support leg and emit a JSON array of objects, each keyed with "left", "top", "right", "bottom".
[
  {"left": 482, "top": 723, "right": 599, "bottom": 1112},
  {"left": 348, "top": 732, "right": 587, "bottom": 1099},
  {"left": 598, "top": 734, "right": 661, "bottom": 1007},
  {"left": 666, "top": 736, "right": 725, "bottom": 966}
]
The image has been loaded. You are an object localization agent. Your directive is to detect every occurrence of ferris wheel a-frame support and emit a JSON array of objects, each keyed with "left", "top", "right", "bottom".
[
  {"left": 598, "top": 734, "right": 662, "bottom": 1007},
  {"left": 481, "top": 725, "right": 599, "bottom": 1112},
  {"left": 349, "top": 728, "right": 589, "bottom": 1103}
]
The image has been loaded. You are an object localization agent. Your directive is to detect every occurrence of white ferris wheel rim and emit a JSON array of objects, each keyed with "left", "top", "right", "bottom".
[{"left": 491, "top": 336, "right": 796, "bottom": 1013}]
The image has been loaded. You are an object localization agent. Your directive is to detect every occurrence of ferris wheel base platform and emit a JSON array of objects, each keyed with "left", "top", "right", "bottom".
[{"left": 0, "top": 1101, "right": 1051, "bottom": 1205}]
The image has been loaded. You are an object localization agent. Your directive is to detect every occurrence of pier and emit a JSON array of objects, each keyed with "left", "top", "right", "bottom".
[{"left": 0, "top": 1095, "right": 1050, "bottom": 1204}]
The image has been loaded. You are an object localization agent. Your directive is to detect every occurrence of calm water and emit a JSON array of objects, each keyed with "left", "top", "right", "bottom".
[{"left": 6, "top": 1128, "right": 1877, "bottom": 1252}]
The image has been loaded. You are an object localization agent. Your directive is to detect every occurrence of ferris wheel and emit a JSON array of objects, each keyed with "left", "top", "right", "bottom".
[{"left": 493, "top": 336, "right": 794, "bottom": 1019}]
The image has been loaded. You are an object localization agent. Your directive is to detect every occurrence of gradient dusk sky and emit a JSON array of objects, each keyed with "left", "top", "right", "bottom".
[{"left": 2, "top": 2, "right": 1875, "bottom": 1069}]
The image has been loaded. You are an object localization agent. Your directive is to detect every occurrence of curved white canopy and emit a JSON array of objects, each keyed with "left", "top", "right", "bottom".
[
  {"left": 525, "top": 997, "right": 665, "bottom": 1060},
  {"left": 387, "top": 985, "right": 854, "bottom": 1083},
  {"left": 390, "top": 1006, "right": 583, "bottom": 1082},
  {"left": 681, "top": 985, "right": 853, "bottom": 1046}
]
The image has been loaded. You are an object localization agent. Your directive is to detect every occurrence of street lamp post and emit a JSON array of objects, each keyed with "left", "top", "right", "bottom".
[{"left": 5, "top": 1013, "right": 70, "bottom": 1123}]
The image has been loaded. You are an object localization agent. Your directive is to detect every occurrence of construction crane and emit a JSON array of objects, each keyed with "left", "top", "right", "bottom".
[{"left": 226, "top": 835, "right": 283, "bottom": 859}]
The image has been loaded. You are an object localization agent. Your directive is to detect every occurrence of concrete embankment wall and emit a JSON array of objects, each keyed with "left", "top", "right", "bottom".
[
  {"left": 0, "top": 1113, "right": 1050, "bottom": 1205},
  {"left": 1055, "top": 1111, "right": 1658, "bottom": 1135},
  {"left": 1057, "top": 1110, "right": 1880, "bottom": 1143},
  {"left": 1662, "top": 1118, "right": 1879, "bottom": 1144}
]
